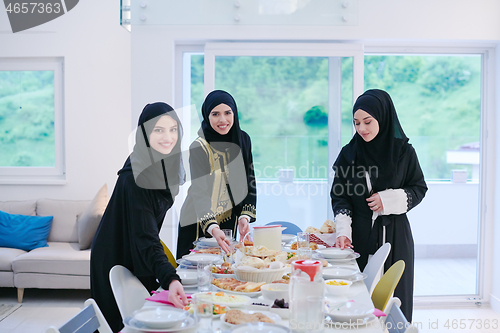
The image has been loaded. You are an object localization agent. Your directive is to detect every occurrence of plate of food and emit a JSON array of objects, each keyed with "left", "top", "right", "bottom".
[
  {"left": 212, "top": 278, "right": 265, "bottom": 297},
  {"left": 220, "top": 309, "right": 281, "bottom": 328},
  {"left": 212, "top": 263, "right": 236, "bottom": 279},
  {"left": 183, "top": 302, "right": 229, "bottom": 318},
  {"left": 192, "top": 291, "right": 251, "bottom": 308}
]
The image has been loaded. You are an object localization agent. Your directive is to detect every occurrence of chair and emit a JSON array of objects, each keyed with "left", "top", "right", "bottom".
[
  {"left": 371, "top": 260, "right": 405, "bottom": 313},
  {"left": 161, "top": 239, "right": 178, "bottom": 268},
  {"left": 109, "top": 265, "right": 150, "bottom": 321},
  {"left": 383, "top": 297, "right": 419, "bottom": 333},
  {"left": 45, "top": 298, "right": 112, "bottom": 333},
  {"left": 265, "top": 221, "right": 302, "bottom": 235},
  {"left": 363, "top": 242, "right": 391, "bottom": 295}
]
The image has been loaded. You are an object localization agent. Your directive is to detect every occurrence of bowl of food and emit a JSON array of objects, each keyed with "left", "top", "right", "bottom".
[
  {"left": 234, "top": 266, "right": 287, "bottom": 284},
  {"left": 269, "top": 298, "right": 289, "bottom": 319},
  {"left": 132, "top": 307, "right": 188, "bottom": 329},
  {"left": 325, "top": 279, "right": 353, "bottom": 296},
  {"left": 260, "top": 283, "right": 289, "bottom": 303}
]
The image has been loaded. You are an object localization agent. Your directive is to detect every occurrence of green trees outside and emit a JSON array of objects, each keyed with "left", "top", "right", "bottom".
[
  {"left": 0, "top": 71, "right": 55, "bottom": 167},
  {"left": 190, "top": 54, "right": 481, "bottom": 181}
]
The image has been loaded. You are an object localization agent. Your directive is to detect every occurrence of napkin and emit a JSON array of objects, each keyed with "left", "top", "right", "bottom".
[
  {"left": 373, "top": 308, "right": 387, "bottom": 317},
  {"left": 146, "top": 290, "right": 192, "bottom": 307}
]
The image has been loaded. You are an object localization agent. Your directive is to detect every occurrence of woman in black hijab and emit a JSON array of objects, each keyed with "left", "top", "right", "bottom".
[
  {"left": 331, "top": 89, "right": 427, "bottom": 322},
  {"left": 91, "top": 102, "right": 187, "bottom": 332},
  {"left": 177, "top": 90, "right": 256, "bottom": 258}
]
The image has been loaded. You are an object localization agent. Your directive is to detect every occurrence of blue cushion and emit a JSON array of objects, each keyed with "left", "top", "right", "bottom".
[{"left": 0, "top": 210, "right": 53, "bottom": 251}]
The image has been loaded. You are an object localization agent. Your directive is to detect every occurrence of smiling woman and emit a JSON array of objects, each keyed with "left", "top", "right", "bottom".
[{"left": 149, "top": 115, "right": 179, "bottom": 155}]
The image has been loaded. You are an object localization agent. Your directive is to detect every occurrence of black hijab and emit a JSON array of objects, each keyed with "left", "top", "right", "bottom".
[
  {"left": 120, "top": 102, "right": 185, "bottom": 196},
  {"left": 198, "top": 90, "right": 249, "bottom": 166},
  {"left": 350, "top": 89, "right": 408, "bottom": 192}
]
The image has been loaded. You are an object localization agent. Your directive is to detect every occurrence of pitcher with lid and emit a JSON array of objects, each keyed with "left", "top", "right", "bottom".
[{"left": 289, "top": 259, "right": 325, "bottom": 332}]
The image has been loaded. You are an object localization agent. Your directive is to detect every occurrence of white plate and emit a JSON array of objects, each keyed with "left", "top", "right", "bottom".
[
  {"left": 325, "top": 300, "right": 374, "bottom": 321},
  {"left": 176, "top": 270, "right": 198, "bottom": 285},
  {"left": 123, "top": 315, "right": 196, "bottom": 332},
  {"left": 317, "top": 248, "right": 354, "bottom": 259},
  {"left": 344, "top": 272, "right": 368, "bottom": 282},
  {"left": 192, "top": 291, "right": 252, "bottom": 307},
  {"left": 197, "top": 237, "right": 219, "bottom": 247},
  {"left": 323, "top": 266, "right": 359, "bottom": 279},
  {"left": 213, "top": 284, "right": 262, "bottom": 298},
  {"left": 228, "top": 322, "right": 291, "bottom": 333},
  {"left": 281, "top": 234, "right": 296, "bottom": 243},
  {"left": 132, "top": 307, "right": 188, "bottom": 329},
  {"left": 325, "top": 252, "right": 360, "bottom": 263},
  {"left": 182, "top": 253, "right": 221, "bottom": 265},
  {"left": 220, "top": 310, "right": 281, "bottom": 327}
]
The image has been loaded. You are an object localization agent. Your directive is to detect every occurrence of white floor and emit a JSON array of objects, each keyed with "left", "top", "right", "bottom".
[{"left": 1, "top": 288, "right": 500, "bottom": 333}]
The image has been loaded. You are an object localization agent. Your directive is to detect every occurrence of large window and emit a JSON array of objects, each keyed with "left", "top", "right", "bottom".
[
  {"left": 0, "top": 58, "right": 64, "bottom": 183},
  {"left": 364, "top": 54, "right": 482, "bottom": 298}
]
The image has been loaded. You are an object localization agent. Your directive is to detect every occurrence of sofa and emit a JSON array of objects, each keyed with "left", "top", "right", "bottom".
[{"left": 0, "top": 185, "right": 108, "bottom": 302}]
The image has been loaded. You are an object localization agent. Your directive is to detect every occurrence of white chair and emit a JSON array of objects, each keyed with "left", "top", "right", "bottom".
[
  {"left": 45, "top": 298, "right": 112, "bottom": 333},
  {"left": 383, "top": 297, "right": 419, "bottom": 333},
  {"left": 363, "top": 242, "right": 391, "bottom": 295},
  {"left": 109, "top": 265, "right": 150, "bottom": 320}
]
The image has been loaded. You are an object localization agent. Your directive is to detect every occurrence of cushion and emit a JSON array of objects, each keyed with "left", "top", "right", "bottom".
[
  {"left": 77, "top": 184, "right": 109, "bottom": 250},
  {"left": 0, "top": 210, "right": 53, "bottom": 251},
  {"left": 0, "top": 200, "right": 36, "bottom": 216},
  {"left": 37, "top": 199, "right": 90, "bottom": 243}
]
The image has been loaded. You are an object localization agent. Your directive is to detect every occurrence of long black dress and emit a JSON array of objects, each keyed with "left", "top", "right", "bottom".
[
  {"left": 90, "top": 103, "right": 183, "bottom": 332},
  {"left": 330, "top": 89, "right": 427, "bottom": 322},
  {"left": 177, "top": 90, "right": 256, "bottom": 259}
]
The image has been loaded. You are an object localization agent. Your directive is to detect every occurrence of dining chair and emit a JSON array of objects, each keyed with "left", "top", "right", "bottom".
[
  {"left": 363, "top": 242, "right": 392, "bottom": 295},
  {"left": 109, "top": 265, "right": 150, "bottom": 321},
  {"left": 161, "top": 239, "right": 178, "bottom": 268},
  {"left": 383, "top": 297, "right": 419, "bottom": 333},
  {"left": 371, "top": 260, "right": 405, "bottom": 313},
  {"left": 44, "top": 298, "right": 112, "bottom": 333},
  {"left": 265, "top": 221, "right": 302, "bottom": 235}
]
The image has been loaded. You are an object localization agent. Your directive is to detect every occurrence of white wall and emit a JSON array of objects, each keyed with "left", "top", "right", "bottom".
[{"left": 0, "top": 0, "right": 131, "bottom": 200}]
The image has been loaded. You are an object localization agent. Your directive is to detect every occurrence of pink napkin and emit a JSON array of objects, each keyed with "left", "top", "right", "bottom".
[
  {"left": 146, "top": 290, "right": 192, "bottom": 307},
  {"left": 373, "top": 308, "right": 387, "bottom": 317}
]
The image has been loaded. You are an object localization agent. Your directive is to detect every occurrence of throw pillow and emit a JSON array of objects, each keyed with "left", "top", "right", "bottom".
[
  {"left": 77, "top": 184, "right": 109, "bottom": 250},
  {"left": 0, "top": 210, "right": 53, "bottom": 251}
]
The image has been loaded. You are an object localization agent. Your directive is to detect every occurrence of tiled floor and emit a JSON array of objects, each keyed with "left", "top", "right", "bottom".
[{"left": 1, "top": 287, "right": 500, "bottom": 333}]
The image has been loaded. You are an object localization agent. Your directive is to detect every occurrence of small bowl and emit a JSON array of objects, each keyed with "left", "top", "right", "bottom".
[
  {"left": 317, "top": 248, "right": 354, "bottom": 259},
  {"left": 132, "top": 307, "right": 188, "bottom": 329},
  {"left": 325, "top": 279, "right": 353, "bottom": 296},
  {"left": 260, "top": 283, "right": 289, "bottom": 303},
  {"left": 247, "top": 298, "right": 273, "bottom": 311}
]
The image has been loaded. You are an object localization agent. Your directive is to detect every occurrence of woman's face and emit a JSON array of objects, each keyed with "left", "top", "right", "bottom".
[
  {"left": 208, "top": 103, "right": 234, "bottom": 135},
  {"left": 354, "top": 109, "right": 379, "bottom": 142},
  {"left": 149, "top": 115, "right": 178, "bottom": 154}
]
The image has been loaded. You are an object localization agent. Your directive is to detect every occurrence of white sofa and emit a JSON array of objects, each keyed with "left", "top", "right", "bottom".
[{"left": 0, "top": 189, "right": 107, "bottom": 302}]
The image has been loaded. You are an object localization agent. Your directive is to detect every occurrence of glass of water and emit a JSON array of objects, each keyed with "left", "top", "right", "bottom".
[
  {"left": 197, "top": 260, "right": 212, "bottom": 293},
  {"left": 193, "top": 293, "right": 213, "bottom": 333}
]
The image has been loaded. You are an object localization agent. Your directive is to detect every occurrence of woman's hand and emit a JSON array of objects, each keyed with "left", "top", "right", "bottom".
[
  {"left": 335, "top": 236, "right": 353, "bottom": 249},
  {"left": 367, "top": 193, "right": 383, "bottom": 212},
  {"left": 212, "top": 227, "right": 231, "bottom": 254},
  {"left": 238, "top": 217, "right": 251, "bottom": 241},
  {"left": 168, "top": 280, "right": 188, "bottom": 308}
]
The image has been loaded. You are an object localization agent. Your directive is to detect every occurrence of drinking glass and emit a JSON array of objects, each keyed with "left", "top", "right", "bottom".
[
  {"left": 222, "top": 229, "right": 235, "bottom": 262},
  {"left": 297, "top": 232, "right": 309, "bottom": 249},
  {"left": 197, "top": 260, "right": 212, "bottom": 292},
  {"left": 193, "top": 293, "right": 213, "bottom": 333}
]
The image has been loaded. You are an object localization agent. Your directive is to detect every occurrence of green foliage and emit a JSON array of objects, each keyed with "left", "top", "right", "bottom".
[
  {"left": 0, "top": 71, "right": 55, "bottom": 167},
  {"left": 189, "top": 54, "right": 481, "bottom": 181}
]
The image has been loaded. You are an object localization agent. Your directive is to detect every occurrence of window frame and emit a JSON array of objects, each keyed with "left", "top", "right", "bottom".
[
  {"left": 0, "top": 57, "right": 65, "bottom": 184},
  {"left": 364, "top": 44, "right": 496, "bottom": 306}
]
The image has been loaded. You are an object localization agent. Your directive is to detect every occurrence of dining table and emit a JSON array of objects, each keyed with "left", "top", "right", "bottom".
[{"left": 119, "top": 248, "right": 385, "bottom": 333}]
